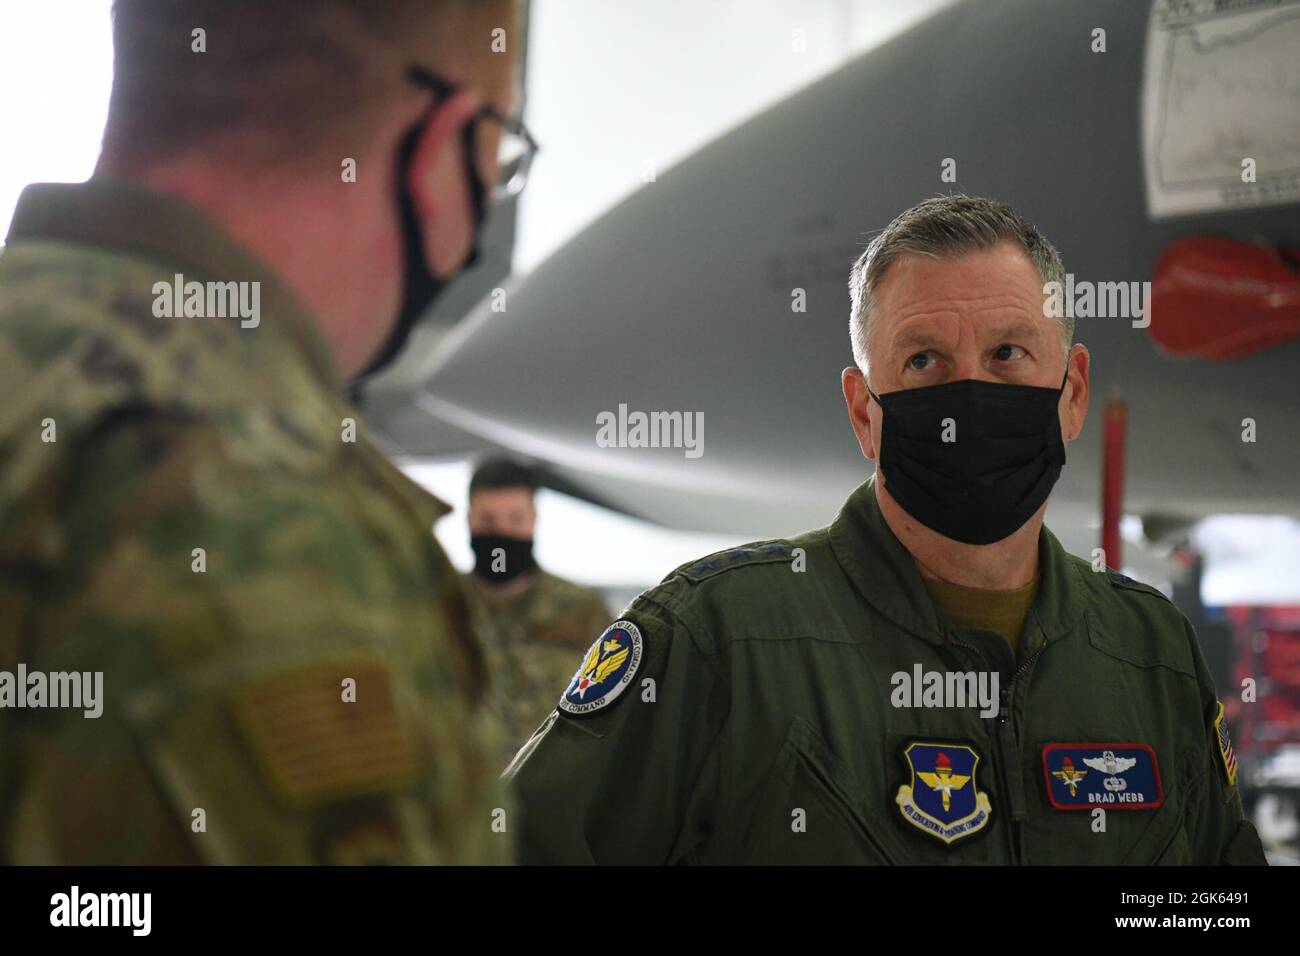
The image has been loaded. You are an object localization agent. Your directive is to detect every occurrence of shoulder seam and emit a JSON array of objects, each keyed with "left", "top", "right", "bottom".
[
  {"left": 1108, "top": 572, "right": 1174, "bottom": 604},
  {"left": 668, "top": 539, "right": 798, "bottom": 585}
]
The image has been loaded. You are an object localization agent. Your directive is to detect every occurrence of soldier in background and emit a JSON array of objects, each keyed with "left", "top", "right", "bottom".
[
  {"left": 460, "top": 459, "right": 611, "bottom": 764},
  {"left": 0, "top": 0, "right": 529, "bottom": 863}
]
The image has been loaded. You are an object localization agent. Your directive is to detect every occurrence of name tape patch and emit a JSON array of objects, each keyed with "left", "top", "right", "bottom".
[{"left": 1041, "top": 742, "right": 1164, "bottom": 810}]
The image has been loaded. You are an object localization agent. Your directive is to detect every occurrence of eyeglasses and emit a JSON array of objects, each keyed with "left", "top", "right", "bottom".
[{"left": 408, "top": 65, "right": 539, "bottom": 201}]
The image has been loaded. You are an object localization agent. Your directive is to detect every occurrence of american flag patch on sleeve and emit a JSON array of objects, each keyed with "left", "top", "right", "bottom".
[{"left": 1213, "top": 700, "right": 1238, "bottom": 787}]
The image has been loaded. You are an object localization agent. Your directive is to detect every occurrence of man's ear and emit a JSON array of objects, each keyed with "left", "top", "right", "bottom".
[
  {"left": 403, "top": 90, "right": 482, "bottom": 278},
  {"left": 1060, "top": 344, "right": 1091, "bottom": 443},
  {"left": 842, "top": 366, "right": 878, "bottom": 461}
]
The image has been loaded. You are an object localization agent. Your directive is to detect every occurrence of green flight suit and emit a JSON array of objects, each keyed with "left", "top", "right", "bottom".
[
  {"left": 507, "top": 477, "right": 1266, "bottom": 865},
  {"left": 0, "top": 180, "right": 508, "bottom": 864}
]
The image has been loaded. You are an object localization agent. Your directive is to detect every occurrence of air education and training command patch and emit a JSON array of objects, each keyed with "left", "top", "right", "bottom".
[
  {"left": 895, "top": 742, "right": 992, "bottom": 845},
  {"left": 558, "top": 620, "right": 643, "bottom": 716},
  {"left": 1041, "top": 743, "right": 1164, "bottom": 810},
  {"left": 1213, "top": 700, "right": 1238, "bottom": 787}
]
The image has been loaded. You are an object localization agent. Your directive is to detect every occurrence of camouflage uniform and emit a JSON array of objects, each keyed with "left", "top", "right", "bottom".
[
  {"left": 0, "top": 179, "right": 509, "bottom": 864},
  {"left": 463, "top": 570, "right": 609, "bottom": 765}
]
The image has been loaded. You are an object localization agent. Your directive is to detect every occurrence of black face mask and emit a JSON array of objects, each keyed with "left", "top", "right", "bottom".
[
  {"left": 355, "top": 121, "right": 488, "bottom": 381},
  {"left": 471, "top": 533, "right": 537, "bottom": 585},
  {"left": 867, "top": 373, "right": 1068, "bottom": 546}
]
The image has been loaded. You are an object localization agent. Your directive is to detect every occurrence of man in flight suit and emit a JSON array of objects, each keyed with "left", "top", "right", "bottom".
[{"left": 507, "top": 195, "right": 1267, "bottom": 865}]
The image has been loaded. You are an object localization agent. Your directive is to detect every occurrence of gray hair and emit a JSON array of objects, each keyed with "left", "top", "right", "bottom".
[{"left": 848, "top": 195, "right": 1069, "bottom": 371}]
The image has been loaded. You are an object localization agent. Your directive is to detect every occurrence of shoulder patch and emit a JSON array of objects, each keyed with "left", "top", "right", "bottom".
[
  {"left": 558, "top": 621, "right": 643, "bottom": 716},
  {"left": 1213, "top": 700, "right": 1239, "bottom": 787},
  {"left": 229, "top": 657, "right": 420, "bottom": 809},
  {"left": 1107, "top": 570, "right": 1173, "bottom": 604},
  {"left": 677, "top": 540, "right": 794, "bottom": 582}
]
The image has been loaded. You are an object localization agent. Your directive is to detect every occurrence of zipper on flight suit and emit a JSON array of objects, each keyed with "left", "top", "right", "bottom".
[
  {"left": 997, "top": 641, "right": 1051, "bottom": 862},
  {"left": 948, "top": 637, "right": 1017, "bottom": 862},
  {"left": 948, "top": 636, "right": 1048, "bottom": 863}
]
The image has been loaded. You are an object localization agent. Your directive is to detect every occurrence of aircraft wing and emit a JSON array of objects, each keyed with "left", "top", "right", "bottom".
[{"left": 366, "top": 0, "right": 1300, "bottom": 550}]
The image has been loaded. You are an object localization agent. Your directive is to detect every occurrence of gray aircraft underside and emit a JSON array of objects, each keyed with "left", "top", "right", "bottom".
[{"left": 364, "top": 0, "right": 1300, "bottom": 573}]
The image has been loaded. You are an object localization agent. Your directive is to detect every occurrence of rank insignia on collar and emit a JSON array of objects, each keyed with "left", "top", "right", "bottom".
[
  {"left": 1213, "top": 701, "right": 1238, "bottom": 787},
  {"left": 558, "top": 621, "right": 643, "bottom": 716},
  {"left": 1041, "top": 743, "right": 1164, "bottom": 810},
  {"left": 895, "top": 742, "right": 992, "bottom": 844}
]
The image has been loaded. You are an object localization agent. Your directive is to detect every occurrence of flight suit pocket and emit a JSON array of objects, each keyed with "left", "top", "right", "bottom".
[
  {"left": 1118, "top": 794, "right": 1190, "bottom": 865},
  {"left": 740, "top": 717, "right": 899, "bottom": 864},
  {"left": 1118, "top": 750, "right": 1197, "bottom": 865}
]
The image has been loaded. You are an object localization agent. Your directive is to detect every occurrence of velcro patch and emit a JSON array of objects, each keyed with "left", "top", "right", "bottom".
[
  {"left": 1107, "top": 570, "right": 1172, "bottom": 603},
  {"left": 1041, "top": 743, "right": 1163, "bottom": 810},
  {"left": 1214, "top": 700, "right": 1238, "bottom": 787},
  {"left": 894, "top": 741, "right": 992, "bottom": 844},
  {"left": 230, "top": 658, "right": 420, "bottom": 809},
  {"left": 558, "top": 621, "right": 643, "bottom": 716},
  {"left": 678, "top": 541, "right": 792, "bottom": 581}
]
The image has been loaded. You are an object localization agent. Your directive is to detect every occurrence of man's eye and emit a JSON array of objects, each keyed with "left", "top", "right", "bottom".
[
  {"left": 906, "top": 352, "right": 931, "bottom": 370},
  {"left": 994, "top": 344, "right": 1027, "bottom": 362}
]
